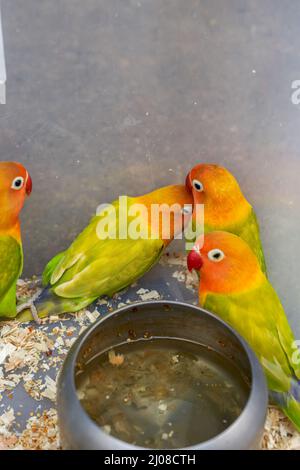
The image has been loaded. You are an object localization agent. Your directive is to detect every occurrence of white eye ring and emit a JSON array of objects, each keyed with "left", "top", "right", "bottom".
[
  {"left": 192, "top": 179, "right": 204, "bottom": 192},
  {"left": 11, "top": 176, "right": 24, "bottom": 190},
  {"left": 208, "top": 249, "right": 225, "bottom": 262}
]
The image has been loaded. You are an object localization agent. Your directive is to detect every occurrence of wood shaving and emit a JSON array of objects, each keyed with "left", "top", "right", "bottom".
[
  {"left": 261, "top": 407, "right": 300, "bottom": 450},
  {"left": 160, "top": 252, "right": 186, "bottom": 267},
  {"left": 0, "top": 343, "right": 17, "bottom": 365},
  {"left": 0, "top": 408, "right": 15, "bottom": 428},
  {"left": 161, "top": 253, "right": 197, "bottom": 292},
  {"left": 136, "top": 288, "right": 149, "bottom": 295},
  {"left": 41, "top": 376, "right": 57, "bottom": 402},
  {"left": 108, "top": 350, "right": 124, "bottom": 367},
  {"left": 117, "top": 302, "right": 127, "bottom": 308},
  {"left": 137, "top": 288, "right": 161, "bottom": 301},
  {"left": 172, "top": 268, "right": 197, "bottom": 292},
  {"left": 16, "top": 409, "right": 59, "bottom": 450}
]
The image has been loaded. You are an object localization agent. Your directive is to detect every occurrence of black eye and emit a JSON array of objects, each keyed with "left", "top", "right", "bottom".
[
  {"left": 11, "top": 176, "right": 24, "bottom": 190},
  {"left": 208, "top": 249, "right": 225, "bottom": 262},
  {"left": 192, "top": 179, "right": 204, "bottom": 192}
]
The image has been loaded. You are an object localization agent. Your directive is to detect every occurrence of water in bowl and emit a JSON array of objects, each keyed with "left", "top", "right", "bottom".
[{"left": 76, "top": 337, "right": 249, "bottom": 449}]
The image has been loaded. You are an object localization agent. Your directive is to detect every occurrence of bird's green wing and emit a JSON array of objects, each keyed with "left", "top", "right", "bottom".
[
  {"left": 0, "top": 236, "right": 22, "bottom": 317},
  {"left": 203, "top": 279, "right": 299, "bottom": 392},
  {"left": 237, "top": 209, "right": 267, "bottom": 275},
  {"left": 42, "top": 251, "right": 65, "bottom": 286},
  {"left": 43, "top": 201, "right": 121, "bottom": 286},
  {"left": 53, "top": 237, "right": 164, "bottom": 299},
  {"left": 44, "top": 198, "right": 164, "bottom": 299}
]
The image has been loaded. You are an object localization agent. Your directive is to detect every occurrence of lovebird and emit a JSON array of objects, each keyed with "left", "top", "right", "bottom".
[
  {"left": 185, "top": 163, "right": 267, "bottom": 275},
  {"left": 18, "top": 185, "right": 193, "bottom": 321},
  {"left": 187, "top": 231, "right": 300, "bottom": 430},
  {"left": 0, "top": 161, "right": 32, "bottom": 318}
]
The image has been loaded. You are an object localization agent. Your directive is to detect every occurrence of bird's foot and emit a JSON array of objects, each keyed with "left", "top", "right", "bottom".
[{"left": 16, "top": 291, "right": 41, "bottom": 324}]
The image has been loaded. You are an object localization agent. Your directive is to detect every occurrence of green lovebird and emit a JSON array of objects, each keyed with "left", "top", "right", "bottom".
[
  {"left": 187, "top": 231, "right": 300, "bottom": 431},
  {"left": 185, "top": 163, "right": 267, "bottom": 275},
  {"left": 0, "top": 162, "right": 32, "bottom": 318},
  {"left": 18, "top": 185, "right": 193, "bottom": 321}
]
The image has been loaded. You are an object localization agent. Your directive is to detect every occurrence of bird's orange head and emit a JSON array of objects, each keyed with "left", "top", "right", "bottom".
[
  {"left": 187, "top": 231, "right": 264, "bottom": 296},
  {"left": 0, "top": 161, "right": 32, "bottom": 231},
  {"left": 185, "top": 164, "right": 251, "bottom": 228}
]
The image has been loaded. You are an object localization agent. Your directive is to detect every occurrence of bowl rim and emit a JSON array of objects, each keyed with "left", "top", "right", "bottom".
[{"left": 57, "top": 300, "right": 268, "bottom": 450}]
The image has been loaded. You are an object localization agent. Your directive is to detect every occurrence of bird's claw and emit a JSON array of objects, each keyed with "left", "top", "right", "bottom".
[{"left": 16, "top": 291, "right": 41, "bottom": 324}]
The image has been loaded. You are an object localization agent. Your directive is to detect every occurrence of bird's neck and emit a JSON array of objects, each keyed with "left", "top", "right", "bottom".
[
  {"left": 199, "top": 268, "right": 265, "bottom": 301},
  {"left": 0, "top": 219, "right": 21, "bottom": 242},
  {"left": 198, "top": 193, "right": 252, "bottom": 230}
]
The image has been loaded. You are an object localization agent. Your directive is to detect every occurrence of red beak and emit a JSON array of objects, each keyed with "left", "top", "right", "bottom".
[
  {"left": 187, "top": 249, "right": 203, "bottom": 272},
  {"left": 185, "top": 173, "right": 192, "bottom": 192},
  {"left": 26, "top": 173, "right": 32, "bottom": 195}
]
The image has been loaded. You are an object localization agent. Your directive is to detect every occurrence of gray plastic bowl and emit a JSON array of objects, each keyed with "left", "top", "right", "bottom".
[{"left": 57, "top": 301, "right": 268, "bottom": 449}]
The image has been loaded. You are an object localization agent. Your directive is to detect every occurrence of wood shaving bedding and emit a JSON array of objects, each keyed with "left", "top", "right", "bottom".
[
  {"left": 261, "top": 407, "right": 300, "bottom": 450},
  {"left": 136, "top": 288, "right": 161, "bottom": 301},
  {"left": 0, "top": 255, "right": 299, "bottom": 450}
]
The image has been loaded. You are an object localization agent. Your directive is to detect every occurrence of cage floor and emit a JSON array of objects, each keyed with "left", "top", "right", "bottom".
[{"left": 0, "top": 254, "right": 299, "bottom": 449}]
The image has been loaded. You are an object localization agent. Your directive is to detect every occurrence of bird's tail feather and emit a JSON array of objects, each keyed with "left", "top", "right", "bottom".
[
  {"left": 284, "top": 396, "right": 300, "bottom": 431},
  {"left": 16, "top": 287, "right": 97, "bottom": 322},
  {"left": 270, "top": 378, "right": 300, "bottom": 432}
]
